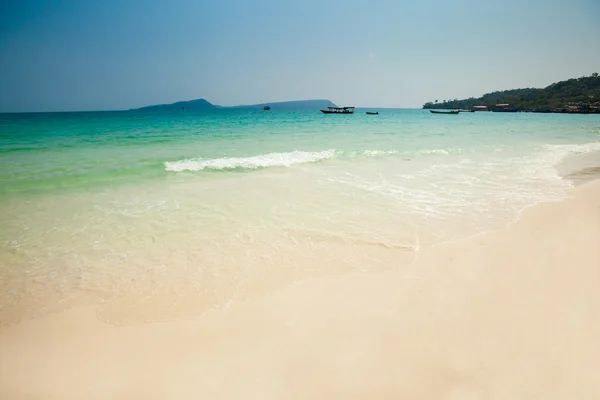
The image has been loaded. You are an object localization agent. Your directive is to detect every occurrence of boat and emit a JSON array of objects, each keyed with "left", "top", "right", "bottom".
[
  {"left": 263, "top": 105, "right": 270, "bottom": 110},
  {"left": 366, "top": 111, "right": 379, "bottom": 115},
  {"left": 320, "top": 106, "right": 355, "bottom": 114},
  {"left": 430, "top": 110, "right": 459, "bottom": 114}
]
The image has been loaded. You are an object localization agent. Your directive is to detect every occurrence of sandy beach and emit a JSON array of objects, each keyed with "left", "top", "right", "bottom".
[
  {"left": 1, "top": 180, "right": 599, "bottom": 399},
  {"left": 2, "top": 1, "right": 600, "bottom": 398}
]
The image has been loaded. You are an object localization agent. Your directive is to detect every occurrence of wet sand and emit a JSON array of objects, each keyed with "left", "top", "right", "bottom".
[{"left": 1, "top": 181, "right": 599, "bottom": 399}]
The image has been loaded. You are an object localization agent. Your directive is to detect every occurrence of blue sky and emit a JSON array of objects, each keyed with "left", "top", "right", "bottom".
[{"left": 1, "top": 0, "right": 599, "bottom": 112}]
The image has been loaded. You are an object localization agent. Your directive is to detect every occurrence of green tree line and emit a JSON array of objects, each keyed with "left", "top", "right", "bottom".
[{"left": 423, "top": 73, "right": 600, "bottom": 111}]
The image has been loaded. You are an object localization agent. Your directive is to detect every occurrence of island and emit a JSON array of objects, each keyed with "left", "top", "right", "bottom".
[
  {"left": 132, "top": 99, "right": 337, "bottom": 111},
  {"left": 423, "top": 73, "right": 600, "bottom": 113}
]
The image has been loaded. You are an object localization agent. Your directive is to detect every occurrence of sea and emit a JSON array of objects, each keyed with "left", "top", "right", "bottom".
[{"left": 1, "top": 108, "right": 599, "bottom": 326}]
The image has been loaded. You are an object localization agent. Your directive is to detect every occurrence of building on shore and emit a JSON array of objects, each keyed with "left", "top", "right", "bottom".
[
  {"left": 553, "top": 101, "right": 600, "bottom": 114},
  {"left": 492, "top": 104, "right": 519, "bottom": 112}
]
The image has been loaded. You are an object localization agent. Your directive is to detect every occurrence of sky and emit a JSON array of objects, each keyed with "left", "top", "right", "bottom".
[{"left": 0, "top": 0, "right": 599, "bottom": 112}]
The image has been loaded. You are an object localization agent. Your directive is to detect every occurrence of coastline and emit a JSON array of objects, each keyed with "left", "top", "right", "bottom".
[
  {"left": 1, "top": 178, "right": 599, "bottom": 398},
  {"left": 3, "top": 111, "right": 599, "bottom": 329}
]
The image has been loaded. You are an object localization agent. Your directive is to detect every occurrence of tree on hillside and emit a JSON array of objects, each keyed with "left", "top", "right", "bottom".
[{"left": 422, "top": 73, "right": 600, "bottom": 111}]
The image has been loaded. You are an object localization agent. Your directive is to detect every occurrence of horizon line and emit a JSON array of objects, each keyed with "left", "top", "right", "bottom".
[{"left": 0, "top": 106, "right": 423, "bottom": 114}]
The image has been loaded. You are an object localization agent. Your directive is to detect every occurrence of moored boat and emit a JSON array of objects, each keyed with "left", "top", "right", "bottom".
[
  {"left": 430, "top": 110, "right": 459, "bottom": 114},
  {"left": 321, "top": 106, "right": 355, "bottom": 114},
  {"left": 263, "top": 105, "right": 270, "bottom": 110},
  {"left": 366, "top": 111, "right": 379, "bottom": 115}
]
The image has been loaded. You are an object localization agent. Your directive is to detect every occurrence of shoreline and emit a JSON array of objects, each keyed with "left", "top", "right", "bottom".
[
  {"left": 1, "top": 157, "right": 598, "bottom": 328},
  {"left": 2, "top": 178, "right": 599, "bottom": 398}
]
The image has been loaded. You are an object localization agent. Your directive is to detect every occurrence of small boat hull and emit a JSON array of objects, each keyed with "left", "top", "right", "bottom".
[
  {"left": 430, "top": 110, "right": 459, "bottom": 114},
  {"left": 366, "top": 112, "right": 379, "bottom": 115}
]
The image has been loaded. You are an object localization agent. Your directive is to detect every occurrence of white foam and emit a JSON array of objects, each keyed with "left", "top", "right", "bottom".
[
  {"left": 420, "top": 149, "right": 450, "bottom": 155},
  {"left": 164, "top": 148, "right": 413, "bottom": 171},
  {"left": 165, "top": 150, "right": 336, "bottom": 171},
  {"left": 360, "top": 149, "right": 400, "bottom": 156},
  {"left": 325, "top": 141, "right": 600, "bottom": 244}
]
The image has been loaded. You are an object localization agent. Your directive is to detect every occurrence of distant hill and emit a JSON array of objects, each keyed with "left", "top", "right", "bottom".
[
  {"left": 134, "top": 98, "right": 216, "bottom": 111},
  {"left": 132, "top": 99, "right": 337, "bottom": 111},
  {"left": 423, "top": 73, "right": 600, "bottom": 111},
  {"left": 232, "top": 99, "right": 337, "bottom": 110}
]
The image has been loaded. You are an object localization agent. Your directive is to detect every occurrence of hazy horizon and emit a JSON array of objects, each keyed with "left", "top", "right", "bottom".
[{"left": 1, "top": 0, "right": 599, "bottom": 113}]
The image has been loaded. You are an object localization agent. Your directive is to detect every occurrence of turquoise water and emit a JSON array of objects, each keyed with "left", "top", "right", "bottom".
[{"left": 1, "top": 109, "right": 599, "bottom": 325}]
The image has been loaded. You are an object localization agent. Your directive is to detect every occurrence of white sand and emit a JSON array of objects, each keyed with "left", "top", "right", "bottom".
[{"left": 1, "top": 181, "right": 599, "bottom": 399}]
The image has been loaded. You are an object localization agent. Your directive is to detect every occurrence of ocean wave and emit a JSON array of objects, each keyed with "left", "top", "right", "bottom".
[
  {"left": 164, "top": 150, "right": 336, "bottom": 171},
  {"left": 164, "top": 147, "right": 467, "bottom": 172}
]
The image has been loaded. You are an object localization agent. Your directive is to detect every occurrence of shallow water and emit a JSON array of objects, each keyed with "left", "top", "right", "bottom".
[{"left": 1, "top": 109, "right": 599, "bottom": 325}]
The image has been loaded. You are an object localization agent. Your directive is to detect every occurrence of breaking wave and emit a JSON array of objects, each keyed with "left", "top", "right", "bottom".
[
  {"left": 163, "top": 148, "right": 418, "bottom": 172},
  {"left": 164, "top": 142, "right": 600, "bottom": 174},
  {"left": 164, "top": 150, "right": 336, "bottom": 171}
]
